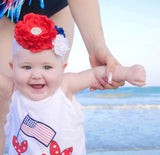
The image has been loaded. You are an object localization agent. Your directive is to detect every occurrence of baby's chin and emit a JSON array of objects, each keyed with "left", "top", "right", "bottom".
[
  {"left": 17, "top": 85, "right": 59, "bottom": 101},
  {"left": 26, "top": 93, "right": 51, "bottom": 102},
  {"left": 26, "top": 89, "right": 57, "bottom": 101},
  {"left": 27, "top": 84, "right": 50, "bottom": 101}
]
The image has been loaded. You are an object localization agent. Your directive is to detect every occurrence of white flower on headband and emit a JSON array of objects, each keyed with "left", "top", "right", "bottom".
[{"left": 52, "top": 34, "right": 69, "bottom": 57}]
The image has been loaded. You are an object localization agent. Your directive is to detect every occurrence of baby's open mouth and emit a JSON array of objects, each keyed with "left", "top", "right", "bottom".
[{"left": 30, "top": 84, "right": 45, "bottom": 89}]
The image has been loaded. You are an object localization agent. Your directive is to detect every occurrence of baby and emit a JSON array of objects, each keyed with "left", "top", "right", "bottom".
[{"left": 0, "top": 13, "right": 146, "bottom": 155}]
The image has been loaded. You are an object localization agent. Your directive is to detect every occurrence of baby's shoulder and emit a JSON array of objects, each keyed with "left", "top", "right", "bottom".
[{"left": 61, "top": 73, "right": 75, "bottom": 101}]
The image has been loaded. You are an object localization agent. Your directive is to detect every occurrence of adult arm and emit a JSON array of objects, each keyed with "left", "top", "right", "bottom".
[{"left": 68, "top": 0, "right": 124, "bottom": 89}]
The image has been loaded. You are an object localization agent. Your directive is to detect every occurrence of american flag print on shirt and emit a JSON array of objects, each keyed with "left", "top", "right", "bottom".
[{"left": 20, "top": 115, "right": 56, "bottom": 147}]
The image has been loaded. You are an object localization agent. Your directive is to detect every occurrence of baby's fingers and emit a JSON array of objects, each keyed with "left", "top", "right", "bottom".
[{"left": 132, "top": 81, "right": 146, "bottom": 87}]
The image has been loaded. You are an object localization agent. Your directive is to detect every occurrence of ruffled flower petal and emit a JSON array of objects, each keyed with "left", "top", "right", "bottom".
[
  {"left": 13, "top": 13, "right": 70, "bottom": 58},
  {"left": 15, "top": 13, "right": 57, "bottom": 52},
  {"left": 52, "top": 35, "right": 69, "bottom": 57}
]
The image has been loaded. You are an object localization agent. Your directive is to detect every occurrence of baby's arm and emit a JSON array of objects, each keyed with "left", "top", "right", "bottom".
[
  {"left": 114, "top": 64, "right": 146, "bottom": 86},
  {"left": 62, "top": 64, "right": 146, "bottom": 98}
]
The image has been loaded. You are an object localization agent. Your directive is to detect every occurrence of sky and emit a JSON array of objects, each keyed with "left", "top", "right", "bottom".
[{"left": 65, "top": 0, "right": 160, "bottom": 87}]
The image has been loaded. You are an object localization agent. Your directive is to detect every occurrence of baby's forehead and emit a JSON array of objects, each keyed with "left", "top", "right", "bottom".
[
  {"left": 13, "top": 48, "right": 32, "bottom": 59},
  {"left": 13, "top": 48, "right": 58, "bottom": 62},
  {"left": 15, "top": 48, "right": 53, "bottom": 56}
]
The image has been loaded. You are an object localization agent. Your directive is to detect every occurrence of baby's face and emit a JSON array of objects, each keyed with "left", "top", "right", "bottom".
[{"left": 12, "top": 49, "right": 64, "bottom": 101}]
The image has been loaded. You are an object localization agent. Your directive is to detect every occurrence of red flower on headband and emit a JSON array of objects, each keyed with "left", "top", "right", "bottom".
[{"left": 14, "top": 13, "right": 57, "bottom": 52}]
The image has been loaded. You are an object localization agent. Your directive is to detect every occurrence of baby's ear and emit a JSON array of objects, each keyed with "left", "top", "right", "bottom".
[
  {"left": 62, "top": 62, "right": 68, "bottom": 71},
  {"left": 9, "top": 62, "right": 13, "bottom": 69}
]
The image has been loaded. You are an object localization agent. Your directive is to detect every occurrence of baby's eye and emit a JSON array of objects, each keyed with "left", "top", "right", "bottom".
[
  {"left": 22, "top": 66, "right": 31, "bottom": 70},
  {"left": 43, "top": 66, "right": 52, "bottom": 70}
]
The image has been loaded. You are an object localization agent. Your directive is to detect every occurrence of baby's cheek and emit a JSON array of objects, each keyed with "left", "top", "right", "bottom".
[{"left": 14, "top": 73, "right": 27, "bottom": 86}]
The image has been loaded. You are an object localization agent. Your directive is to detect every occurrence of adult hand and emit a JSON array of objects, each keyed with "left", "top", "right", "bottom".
[{"left": 89, "top": 46, "right": 125, "bottom": 91}]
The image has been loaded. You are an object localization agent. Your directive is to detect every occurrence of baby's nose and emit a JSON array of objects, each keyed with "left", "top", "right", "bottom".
[{"left": 31, "top": 70, "right": 43, "bottom": 79}]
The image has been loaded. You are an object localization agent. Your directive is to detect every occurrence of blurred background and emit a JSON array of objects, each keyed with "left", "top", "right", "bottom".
[
  {"left": 66, "top": 0, "right": 160, "bottom": 87},
  {"left": 67, "top": 0, "right": 160, "bottom": 154}
]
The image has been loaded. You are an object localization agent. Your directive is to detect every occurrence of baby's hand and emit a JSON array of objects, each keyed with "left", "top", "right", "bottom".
[{"left": 126, "top": 65, "right": 146, "bottom": 86}]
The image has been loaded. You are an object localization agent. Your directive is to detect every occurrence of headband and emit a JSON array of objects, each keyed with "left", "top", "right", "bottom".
[{"left": 12, "top": 13, "right": 69, "bottom": 58}]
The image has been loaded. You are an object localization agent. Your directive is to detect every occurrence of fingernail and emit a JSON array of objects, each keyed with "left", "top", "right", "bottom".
[{"left": 108, "top": 72, "right": 112, "bottom": 84}]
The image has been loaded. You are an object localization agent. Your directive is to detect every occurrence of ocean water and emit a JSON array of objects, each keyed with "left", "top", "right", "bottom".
[
  {"left": 75, "top": 86, "right": 160, "bottom": 154},
  {"left": 4, "top": 86, "right": 160, "bottom": 154}
]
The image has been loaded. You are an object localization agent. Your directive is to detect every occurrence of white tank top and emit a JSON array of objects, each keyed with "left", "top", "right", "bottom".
[{"left": 5, "top": 87, "right": 86, "bottom": 155}]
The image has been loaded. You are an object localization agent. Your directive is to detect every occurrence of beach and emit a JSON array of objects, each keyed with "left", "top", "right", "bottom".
[
  {"left": 87, "top": 149, "right": 160, "bottom": 155},
  {"left": 76, "top": 87, "right": 160, "bottom": 154}
]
